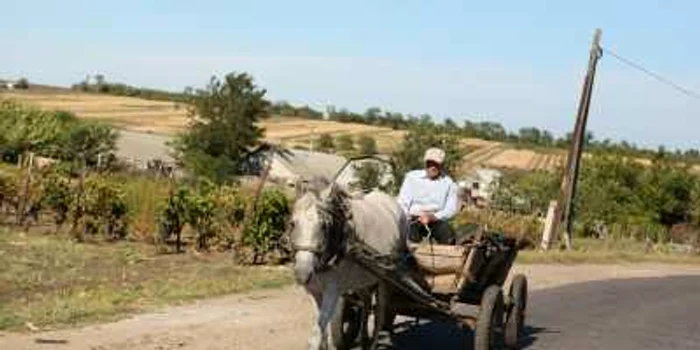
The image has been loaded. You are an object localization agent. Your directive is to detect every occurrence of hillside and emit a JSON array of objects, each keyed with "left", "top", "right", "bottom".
[{"left": 0, "top": 89, "right": 567, "bottom": 172}]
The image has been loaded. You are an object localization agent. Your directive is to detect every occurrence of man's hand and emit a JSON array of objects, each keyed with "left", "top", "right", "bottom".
[{"left": 419, "top": 212, "right": 437, "bottom": 225}]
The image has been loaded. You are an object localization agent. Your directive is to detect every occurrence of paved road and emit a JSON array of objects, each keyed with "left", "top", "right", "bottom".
[{"left": 368, "top": 276, "right": 700, "bottom": 349}]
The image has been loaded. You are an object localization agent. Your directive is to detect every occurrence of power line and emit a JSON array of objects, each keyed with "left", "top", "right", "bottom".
[{"left": 601, "top": 46, "right": 700, "bottom": 101}]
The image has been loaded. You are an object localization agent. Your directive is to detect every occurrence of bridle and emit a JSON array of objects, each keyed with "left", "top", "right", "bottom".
[{"left": 291, "top": 197, "right": 355, "bottom": 273}]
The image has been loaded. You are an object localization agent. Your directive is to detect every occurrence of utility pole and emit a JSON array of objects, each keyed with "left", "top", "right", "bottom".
[{"left": 546, "top": 28, "right": 603, "bottom": 250}]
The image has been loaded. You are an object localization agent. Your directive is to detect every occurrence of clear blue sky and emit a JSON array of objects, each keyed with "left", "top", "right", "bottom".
[{"left": 2, "top": 0, "right": 699, "bottom": 148}]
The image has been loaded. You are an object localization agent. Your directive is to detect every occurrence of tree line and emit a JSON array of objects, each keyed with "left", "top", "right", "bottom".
[
  {"left": 72, "top": 74, "right": 189, "bottom": 103},
  {"left": 491, "top": 149, "right": 700, "bottom": 245}
]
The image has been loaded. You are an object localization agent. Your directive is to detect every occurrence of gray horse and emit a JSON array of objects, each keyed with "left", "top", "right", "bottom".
[{"left": 291, "top": 182, "right": 409, "bottom": 350}]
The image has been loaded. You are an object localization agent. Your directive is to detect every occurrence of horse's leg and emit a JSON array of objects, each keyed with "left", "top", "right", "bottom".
[
  {"left": 306, "top": 282, "right": 324, "bottom": 350},
  {"left": 309, "top": 281, "right": 340, "bottom": 350},
  {"left": 368, "top": 282, "right": 391, "bottom": 350}
]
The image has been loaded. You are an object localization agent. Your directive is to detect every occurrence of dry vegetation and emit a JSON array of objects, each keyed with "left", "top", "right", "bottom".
[
  {"left": 0, "top": 90, "right": 602, "bottom": 172},
  {"left": 0, "top": 229, "right": 292, "bottom": 331}
]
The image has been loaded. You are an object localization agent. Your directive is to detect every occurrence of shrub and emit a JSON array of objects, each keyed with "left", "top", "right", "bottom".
[
  {"left": 335, "top": 134, "right": 355, "bottom": 152},
  {"left": 39, "top": 171, "right": 73, "bottom": 228},
  {"left": 212, "top": 185, "right": 247, "bottom": 248},
  {"left": 315, "top": 133, "right": 334, "bottom": 152},
  {"left": 0, "top": 172, "right": 18, "bottom": 223},
  {"left": 158, "top": 186, "right": 190, "bottom": 252},
  {"left": 357, "top": 135, "right": 377, "bottom": 155},
  {"left": 243, "top": 189, "right": 291, "bottom": 264},
  {"left": 80, "top": 176, "right": 129, "bottom": 240}
]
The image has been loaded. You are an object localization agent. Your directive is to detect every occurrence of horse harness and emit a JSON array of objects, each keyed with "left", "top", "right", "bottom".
[{"left": 292, "top": 202, "right": 356, "bottom": 273}]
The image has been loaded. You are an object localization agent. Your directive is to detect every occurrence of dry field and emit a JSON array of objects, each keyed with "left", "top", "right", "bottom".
[
  {"left": 0, "top": 91, "right": 395, "bottom": 139},
  {"left": 2, "top": 90, "right": 575, "bottom": 172},
  {"left": 0, "top": 91, "right": 188, "bottom": 134},
  {"left": 484, "top": 149, "right": 566, "bottom": 171}
]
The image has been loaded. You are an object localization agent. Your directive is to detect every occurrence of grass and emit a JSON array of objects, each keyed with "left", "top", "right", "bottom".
[
  {"left": 0, "top": 229, "right": 293, "bottom": 331},
  {"left": 517, "top": 238, "right": 700, "bottom": 264},
  {"left": 118, "top": 174, "right": 172, "bottom": 242}
]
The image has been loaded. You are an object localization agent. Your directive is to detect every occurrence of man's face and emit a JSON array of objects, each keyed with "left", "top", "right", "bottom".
[{"left": 425, "top": 160, "right": 441, "bottom": 179}]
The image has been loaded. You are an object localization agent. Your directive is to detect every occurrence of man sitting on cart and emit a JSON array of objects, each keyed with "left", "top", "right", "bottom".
[{"left": 397, "top": 147, "right": 460, "bottom": 244}]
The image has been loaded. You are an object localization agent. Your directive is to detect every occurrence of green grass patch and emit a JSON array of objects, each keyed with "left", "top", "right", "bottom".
[
  {"left": 517, "top": 238, "right": 700, "bottom": 264},
  {"left": 0, "top": 229, "right": 293, "bottom": 331}
]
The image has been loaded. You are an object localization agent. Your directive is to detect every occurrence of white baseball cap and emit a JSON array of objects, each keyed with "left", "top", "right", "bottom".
[{"left": 423, "top": 147, "right": 445, "bottom": 164}]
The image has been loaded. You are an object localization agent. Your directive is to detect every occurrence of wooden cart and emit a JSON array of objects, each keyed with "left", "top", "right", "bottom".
[{"left": 331, "top": 231, "right": 528, "bottom": 350}]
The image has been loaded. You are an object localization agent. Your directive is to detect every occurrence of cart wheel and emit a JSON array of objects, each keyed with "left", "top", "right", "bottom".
[
  {"left": 505, "top": 274, "right": 528, "bottom": 349},
  {"left": 330, "top": 294, "right": 366, "bottom": 350},
  {"left": 474, "top": 285, "right": 505, "bottom": 350}
]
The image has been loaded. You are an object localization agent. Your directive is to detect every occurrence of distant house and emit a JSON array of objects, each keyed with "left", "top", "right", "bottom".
[
  {"left": 0, "top": 81, "right": 15, "bottom": 90},
  {"left": 459, "top": 168, "right": 503, "bottom": 206}
]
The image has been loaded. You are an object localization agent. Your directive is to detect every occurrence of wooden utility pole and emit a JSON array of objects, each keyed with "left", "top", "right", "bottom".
[{"left": 546, "top": 28, "right": 603, "bottom": 250}]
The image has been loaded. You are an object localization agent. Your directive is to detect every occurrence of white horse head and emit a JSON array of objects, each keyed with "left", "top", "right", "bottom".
[{"left": 291, "top": 182, "right": 351, "bottom": 285}]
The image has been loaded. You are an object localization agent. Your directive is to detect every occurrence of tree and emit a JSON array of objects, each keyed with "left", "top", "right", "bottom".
[
  {"left": 364, "top": 107, "right": 382, "bottom": 124},
  {"left": 94, "top": 74, "right": 105, "bottom": 88},
  {"left": 172, "top": 72, "right": 268, "bottom": 183},
  {"left": 335, "top": 134, "right": 354, "bottom": 152},
  {"left": 443, "top": 118, "right": 458, "bottom": 133},
  {"left": 315, "top": 133, "right": 334, "bottom": 152},
  {"left": 0, "top": 101, "right": 77, "bottom": 157},
  {"left": 357, "top": 135, "right": 377, "bottom": 155},
  {"left": 351, "top": 162, "right": 389, "bottom": 193},
  {"left": 16, "top": 78, "right": 29, "bottom": 89},
  {"left": 56, "top": 121, "right": 118, "bottom": 168}
]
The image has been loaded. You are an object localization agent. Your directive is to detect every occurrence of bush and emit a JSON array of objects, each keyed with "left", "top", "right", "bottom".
[
  {"left": 39, "top": 171, "right": 73, "bottom": 228},
  {"left": 335, "top": 134, "right": 354, "bottom": 152},
  {"left": 184, "top": 180, "right": 218, "bottom": 250},
  {"left": 79, "top": 176, "right": 129, "bottom": 240},
  {"left": 0, "top": 172, "right": 18, "bottom": 216},
  {"left": 357, "top": 135, "right": 377, "bottom": 155},
  {"left": 158, "top": 186, "right": 190, "bottom": 252},
  {"left": 243, "top": 189, "right": 290, "bottom": 263},
  {"left": 315, "top": 133, "right": 334, "bottom": 152},
  {"left": 212, "top": 185, "right": 247, "bottom": 247}
]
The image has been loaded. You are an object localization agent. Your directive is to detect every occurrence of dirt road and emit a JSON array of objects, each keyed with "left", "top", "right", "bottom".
[{"left": 2, "top": 263, "right": 700, "bottom": 350}]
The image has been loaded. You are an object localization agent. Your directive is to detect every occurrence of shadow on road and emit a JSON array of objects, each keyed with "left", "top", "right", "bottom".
[
  {"left": 520, "top": 326, "right": 560, "bottom": 349},
  {"left": 369, "top": 319, "right": 553, "bottom": 349}
]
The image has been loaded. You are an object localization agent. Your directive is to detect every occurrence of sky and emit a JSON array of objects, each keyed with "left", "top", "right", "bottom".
[{"left": 2, "top": 0, "right": 699, "bottom": 149}]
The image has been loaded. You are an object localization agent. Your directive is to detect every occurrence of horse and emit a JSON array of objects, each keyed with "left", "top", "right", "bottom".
[{"left": 291, "top": 181, "right": 409, "bottom": 350}]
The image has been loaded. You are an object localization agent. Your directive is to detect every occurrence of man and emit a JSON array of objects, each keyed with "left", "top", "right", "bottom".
[{"left": 397, "top": 147, "right": 459, "bottom": 244}]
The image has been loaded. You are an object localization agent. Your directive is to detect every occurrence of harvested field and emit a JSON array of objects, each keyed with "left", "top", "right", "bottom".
[
  {"left": 1, "top": 90, "right": 574, "bottom": 172},
  {"left": 264, "top": 119, "right": 394, "bottom": 142},
  {"left": 1, "top": 91, "right": 187, "bottom": 134},
  {"left": 0, "top": 91, "right": 397, "bottom": 143},
  {"left": 482, "top": 149, "right": 566, "bottom": 171},
  {"left": 460, "top": 143, "right": 506, "bottom": 173},
  {"left": 485, "top": 149, "right": 537, "bottom": 169}
]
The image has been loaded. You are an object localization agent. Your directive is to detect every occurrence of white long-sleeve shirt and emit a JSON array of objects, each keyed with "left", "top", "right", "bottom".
[{"left": 397, "top": 169, "right": 459, "bottom": 221}]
